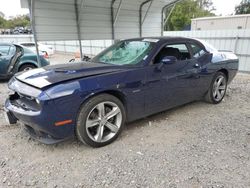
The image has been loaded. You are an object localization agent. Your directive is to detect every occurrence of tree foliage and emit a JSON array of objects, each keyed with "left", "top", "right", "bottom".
[
  {"left": 235, "top": 0, "right": 250, "bottom": 14},
  {"left": 0, "top": 15, "right": 30, "bottom": 29},
  {"left": 165, "top": 0, "right": 215, "bottom": 31},
  {"left": 0, "top": 16, "right": 7, "bottom": 28}
]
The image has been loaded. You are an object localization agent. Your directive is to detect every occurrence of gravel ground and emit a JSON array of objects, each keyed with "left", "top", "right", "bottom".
[{"left": 0, "top": 72, "right": 250, "bottom": 188}]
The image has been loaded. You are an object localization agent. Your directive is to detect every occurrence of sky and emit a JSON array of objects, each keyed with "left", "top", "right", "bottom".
[
  {"left": 0, "top": 0, "right": 244, "bottom": 19},
  {"left": 212, "top": 0, "right": 242, "bottom": 16}
]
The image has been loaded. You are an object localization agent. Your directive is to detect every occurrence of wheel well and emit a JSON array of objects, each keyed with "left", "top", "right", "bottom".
[
  {"left": 104, "top": 90, "right": 126, "bottom": 106},
  {"left": 18, "top": 63, "right": 37, "bottom": 71},
  {"left": 85, "top": 90, "right": 127, "bottom": 110},
  {"left": 218, "top": 69, "right": 228, "bottom": 81}
]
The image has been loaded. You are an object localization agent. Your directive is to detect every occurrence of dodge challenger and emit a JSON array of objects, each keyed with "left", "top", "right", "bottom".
[{"left": 4, "top": 37, "right": 238, "bottom": 147}]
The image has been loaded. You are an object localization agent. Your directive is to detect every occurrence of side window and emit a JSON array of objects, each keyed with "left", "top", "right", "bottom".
[
  {"left": 154, "top": 43, "right": 191, "bottom": 64},
  {"left": 0, "top": 45, "right": 10, "bottom": 56},
  {"left": 166, "top": 44, "right": 191, "bottom": 60},
  {"left": 190, "top": 43, "right": 206, "bottom": 58},
  {"left": 9, "top": 45, "right": 16, "bottom": 56}
]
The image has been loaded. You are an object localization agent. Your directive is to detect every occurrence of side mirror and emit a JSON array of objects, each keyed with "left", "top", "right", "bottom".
[
  {"left": 161, "top": 56, "right": 177, "bottom": 64},
  {"left": 156, "top": 56, "right": 177, "bottom": 71},
  {"left": 0, "top": 52, "right": 2, "bottom": 56}
]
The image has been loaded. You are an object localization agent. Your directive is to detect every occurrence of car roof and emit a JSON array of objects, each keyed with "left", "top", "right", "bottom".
[
  {"left": 19, "top": 42, "right": 35, "bottom": 44},
  {"left": 124, "top": 36, "right": 199, "bottom": 43},
  {"left": 0, "top": 42, "right": 25, "bottom": 47},
  {"left": 0, "top": 42, "right": 35, "bottom": 53}
]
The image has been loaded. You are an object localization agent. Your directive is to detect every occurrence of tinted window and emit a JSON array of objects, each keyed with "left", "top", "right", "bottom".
[
  {"left": 9, "top": 45, "right": 16, "bottom": 55},
  {"left": 154, "top": 43, "right": 191, "bottom": 64},
  {"left": 23, "top": 47, "right": 34, "bottom": 54},
  {"left": 21, "top": 43, "right": 35, "bottom": 47},
  {"left": 191, "top": 44, "right": 206, "bottom": 58},
  {"left": 167, "top": 44, "right": 189, "bottom": 53}
]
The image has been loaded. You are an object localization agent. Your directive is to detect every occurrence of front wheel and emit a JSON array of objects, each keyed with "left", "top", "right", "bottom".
[
  {"left": 205, "top": 72, "right": 227, "bottom": 104},
  {"left": 76, "top": 94, "right": 126, "bottom": 147}
]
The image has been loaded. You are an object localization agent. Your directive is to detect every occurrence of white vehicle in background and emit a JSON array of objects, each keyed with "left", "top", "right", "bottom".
[{"left": 19, "top": 42, "right": 55, "bottom": 58}]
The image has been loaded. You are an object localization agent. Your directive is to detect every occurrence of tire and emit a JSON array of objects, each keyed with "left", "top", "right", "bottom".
[
  {"left": 19, "top": 64, "right": 36, "bottom": 72},
  {"left": 205, "top": 71, "right": 227, "bottom": 104},
  {"left": 76, "top": 94, "right": 126, "bottom": 147}
]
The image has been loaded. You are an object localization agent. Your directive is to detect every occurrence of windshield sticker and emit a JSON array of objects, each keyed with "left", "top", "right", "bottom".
[{"left": 142, "top": 38, "right": 159, "bottom": 43}]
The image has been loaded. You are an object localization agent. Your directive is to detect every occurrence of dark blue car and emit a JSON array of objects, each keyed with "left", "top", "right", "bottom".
[{"left": 5, "top": 37, "right": 238, "bottom": 147}]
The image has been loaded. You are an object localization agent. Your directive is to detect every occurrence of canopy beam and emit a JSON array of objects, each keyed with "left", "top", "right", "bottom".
[
  {"left": 28, "top": 0, "right": 41, "bottom": 66},
  {"left": 139, "top": 0, "right": 153, "bottom": 37},
  {"left": 75, "top": 0, "right": 83, "bottom": 59},
  {"left": 161, "top": 0, "right": 182, "bottom": 36},
  {"left": 113, "top": 0, "right": 123, "bottom": 27}
]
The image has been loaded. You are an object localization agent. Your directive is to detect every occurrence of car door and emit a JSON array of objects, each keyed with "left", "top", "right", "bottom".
[
  {"left": 0, "top": 45, "right": 15, "bottom": 75},
  {"left": 188, "top": 42, "right": 213, "bottom": 98},
  {"left": 144, "top": 42, "right": 202, "bottom": 115}
]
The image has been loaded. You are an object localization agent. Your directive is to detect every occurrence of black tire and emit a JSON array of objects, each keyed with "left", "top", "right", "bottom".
[
  {"left": 76, "top": 94, "right": 126, "bottom": 147},
  {"left": 205, "top": 71, "right": 227, "bottom": 104},
  {"left": 19, "top": 64, "right": 36, "bottom": 72}
]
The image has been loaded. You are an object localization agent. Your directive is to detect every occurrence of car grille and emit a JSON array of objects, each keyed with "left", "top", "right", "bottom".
[{"left": 9, "top": 91, "right": 41, "bottom": 112}]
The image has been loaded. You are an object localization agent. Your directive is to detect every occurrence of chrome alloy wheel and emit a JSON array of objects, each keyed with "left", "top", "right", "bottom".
[
  {"left": 212, "top": 75, "right": 226, "bottom": 102},
  {"left": 85, "top": 101, "right": 122, "bottom": 143}
]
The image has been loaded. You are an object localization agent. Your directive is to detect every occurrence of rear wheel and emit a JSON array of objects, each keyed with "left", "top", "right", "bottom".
[
  {"left": 19, "top": 64, "right": 36, "bottom": 72},
  {"left": 205, "top": 72, "right": 227, "bottom": 104},
  {"left": 76, "top": 94, "right": 125, "bottom": 147}
]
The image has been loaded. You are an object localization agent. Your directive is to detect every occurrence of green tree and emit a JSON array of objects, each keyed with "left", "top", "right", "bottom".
[
  {"left": 165, "top": 0, "right": 215, "bottom": 31},
  {"left": 235, "top": 0, "right": 250, "bottom": 14},
  {"left": 0, "top": 14, "right": 30, "bottom": 29},
  {"left": 0, "top": 16, "right": 6, "bottom": 28}
]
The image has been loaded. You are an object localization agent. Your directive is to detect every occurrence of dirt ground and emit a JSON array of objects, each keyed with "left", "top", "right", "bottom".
[{"left": 0, "top": 72, "right": 250, "bottom": 188}]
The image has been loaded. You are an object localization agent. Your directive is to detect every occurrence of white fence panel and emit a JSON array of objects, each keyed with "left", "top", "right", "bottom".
[{"left": 164, "top": 30, "right": 250, "bottom": 72}]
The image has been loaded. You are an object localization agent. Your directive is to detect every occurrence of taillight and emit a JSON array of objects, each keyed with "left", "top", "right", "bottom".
[{"left": 43, "top": 52, "right": 49, "bottom": 59}]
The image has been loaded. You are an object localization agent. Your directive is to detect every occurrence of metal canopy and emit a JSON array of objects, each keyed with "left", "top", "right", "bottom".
[{"left": 21, "top": 0, "right": 180, "bottom": 41}]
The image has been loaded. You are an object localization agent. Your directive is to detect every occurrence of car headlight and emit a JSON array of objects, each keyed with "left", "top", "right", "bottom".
[
  {"left": 7, "top": 87, "right": 15, "bottom": 95},
  {"left": 8, "top": 77, "right": 42, "bottom": 98}
]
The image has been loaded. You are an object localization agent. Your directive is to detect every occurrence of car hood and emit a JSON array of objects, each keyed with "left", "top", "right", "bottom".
[{"left": 15, "top": 62, "right": 124, "bottom": 89}]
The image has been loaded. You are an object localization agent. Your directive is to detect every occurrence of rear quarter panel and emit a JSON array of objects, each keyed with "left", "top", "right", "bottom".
[{"left": 209, "top": 52, "right": 239, "bottom": 83}]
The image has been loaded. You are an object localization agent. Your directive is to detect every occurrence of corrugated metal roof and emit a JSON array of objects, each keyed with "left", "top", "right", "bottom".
[{"left": 21, "top": 0, "right": 179, "bottom": 41}]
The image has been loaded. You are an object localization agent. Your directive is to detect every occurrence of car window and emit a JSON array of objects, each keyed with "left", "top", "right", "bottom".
[
  {"left": 190, "top": 43, "right": 206, "bottom": 58},
  {"left": 167, "top": 44, "right": 189, "bottom": 53},
  {"left": 21, "top": 43, "right": 35, "bottom": 47},
  {"left": 9, "top": 45, "right": 16, "bottom": 56},
  {"left": 23, "top": 47, "right": 34, "bottom": 54},
  {"left": 0, "top": 45, "right": 11, "bottom": 55},
  {"left": 92, "top": 40, "right": 153, "bottom": 65},
  {"left": 154, "top": 43, "right": 191, "bottom": 64}
]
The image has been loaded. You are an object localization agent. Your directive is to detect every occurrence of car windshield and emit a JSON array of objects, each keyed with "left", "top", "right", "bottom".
[{"left": 92, "top": 40, "right": 153, "bottom": 65}]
